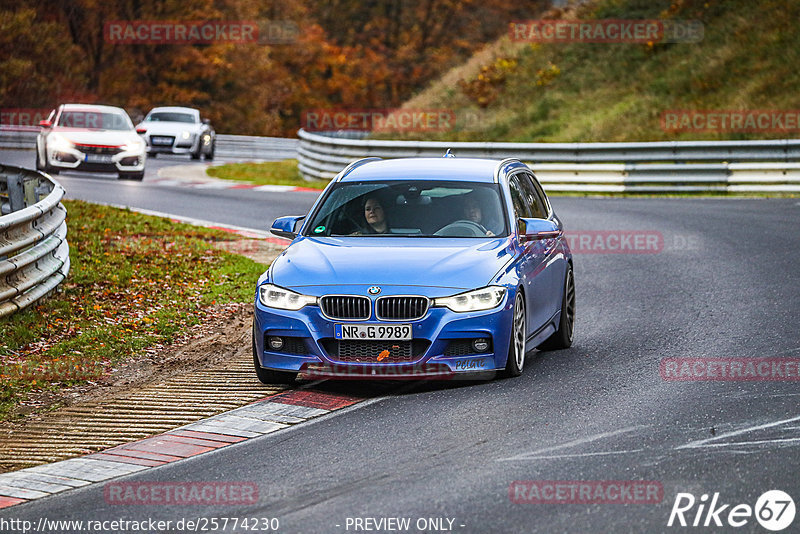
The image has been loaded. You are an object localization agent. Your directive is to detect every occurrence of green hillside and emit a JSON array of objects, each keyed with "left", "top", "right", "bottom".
[{"left": 395, "top": 0, "right": 799, "bottom": 142}]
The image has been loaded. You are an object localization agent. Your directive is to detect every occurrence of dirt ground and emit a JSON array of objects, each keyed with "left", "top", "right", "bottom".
[{"left": 6, "top": 237, "right": 285, "bottom": 425}]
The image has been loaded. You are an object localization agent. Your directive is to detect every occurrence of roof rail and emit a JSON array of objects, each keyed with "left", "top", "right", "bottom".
[
  {"left": 493, "top": 157, "right": 522, "bottom": 183},
  {"left": 336, "top": 157, "right": 382, "bottom": 182}
]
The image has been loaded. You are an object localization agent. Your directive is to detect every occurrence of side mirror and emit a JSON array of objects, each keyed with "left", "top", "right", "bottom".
[
  {"left": 202, "top": 118, "right": 210, "bottom": 125},
  {"left": 519, "top": 218, "right": 561, "bottom": 242},
  {"left": 270, "top": 215, "right": 305, "bottom": 239},
  {"left": 136, "top": 127, "right": 147, "bottom": 134},
  {"left": 38, "top": 119, "right": 52, "bottom": 128}
]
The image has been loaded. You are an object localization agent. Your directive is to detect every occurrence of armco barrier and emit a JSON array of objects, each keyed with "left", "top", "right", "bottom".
[
  {"left": 4, "top": 126, "right": 799, "bottom": 193},
  {"left": 0, "top": 127, "right": 298, "bottom": 162},
  {"left": 0, "top": 165, "right": 69, "bottom": 318},
  {"left": 297, "top": 129, "right": 800, "bottom": 193},
  {"left": 214, "top": 134, "right": 298, "bottom": 161}
]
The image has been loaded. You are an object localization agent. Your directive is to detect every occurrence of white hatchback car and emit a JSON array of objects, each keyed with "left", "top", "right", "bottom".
[
  {"left": 136, "top": 107, "right": 215, "bottom": 160},
  {"left": 36, "top": 104, "right": 146, "bottom": 180}
]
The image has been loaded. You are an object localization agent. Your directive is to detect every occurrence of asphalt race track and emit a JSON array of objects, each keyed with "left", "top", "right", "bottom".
[{"left": 2, "top": 148, "right": 799, "bottom": 532}]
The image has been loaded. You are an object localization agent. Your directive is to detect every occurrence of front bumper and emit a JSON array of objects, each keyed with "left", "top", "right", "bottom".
[
  {"left": 253, "top": 288, "right": 515, "bottom": 379},
  {"left": 47, "top": 145, "right": 145, "bottom": 172},
  {"left": 144, "top": 132, "right": 209, "bottom": 155}
]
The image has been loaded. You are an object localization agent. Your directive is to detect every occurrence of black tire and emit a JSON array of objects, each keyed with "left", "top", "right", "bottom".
[
  {"left": 538, "top": 264, "right": 576, "bottom": 351},
  {"left": 149, "top": 152, "right": 157, "bottom": 158},
  {"left": 501, "top": 290, "right": 527, "bottom": 378},
  {"left": 119, "top": 171, "right": 144, "bottom": 181},
  {"left": 252, "top": 326, "right": 297, "bottom": 384},
  {"left": 204, "top": 142, "right": 215, "bottom": 160},
  {"left": 190, "top": 147, "right": 201, "bottom": 160}
]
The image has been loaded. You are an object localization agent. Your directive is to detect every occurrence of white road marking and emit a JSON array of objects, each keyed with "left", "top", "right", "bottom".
[
  {"left": 502, "top": 449, "right": 645, "bottom": 461},
  {"left": 682, "top": 437, "right": 800, "bottom": 449},
  {"left": 497, "top": 426, "right": 647, "bottom": 461},
  {"left": 676, "top": 414, "right": 800, "bottom": 449}
]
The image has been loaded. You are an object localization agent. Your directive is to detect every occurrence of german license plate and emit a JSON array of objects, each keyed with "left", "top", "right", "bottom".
[
  {"left": 335, "top": 323, "right": 412, "bottom": 340},
  {"left": 84, "top": 154, "right": 113, "bottom": 163},
  {"left": 151, "top": 136, "right": 172, "bottom": 145}
]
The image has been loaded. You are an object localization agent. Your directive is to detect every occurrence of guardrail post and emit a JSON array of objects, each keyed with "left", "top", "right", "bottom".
[
  {"left": 23, "top": 176, "right": 38, "bottom": 206},
  {"left": 7, "top": 172, "right": 24, "bottom": 212}
]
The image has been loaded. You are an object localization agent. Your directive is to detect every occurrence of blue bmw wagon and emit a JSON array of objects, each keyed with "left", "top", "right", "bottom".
[{"left": 253, "top": 157, "right": 575, "bottom": 382}]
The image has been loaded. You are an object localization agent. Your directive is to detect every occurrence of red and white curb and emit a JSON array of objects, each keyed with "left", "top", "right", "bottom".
[
  {"left": 147, "top": 177, "right": 321, "bottom": 194},
  {"left": 0, "top": 389, "right": 362, "bottom": 509}
]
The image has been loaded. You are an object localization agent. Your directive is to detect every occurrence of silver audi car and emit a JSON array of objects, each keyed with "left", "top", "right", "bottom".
[{"left": 136, "top": 106, "right": 215, "bottom": 160}]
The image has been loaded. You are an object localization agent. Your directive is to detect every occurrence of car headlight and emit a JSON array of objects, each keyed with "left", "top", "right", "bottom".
[
  {"left": 434, "top": 286, "right": 506, "bottom": 312},
  {"left": 181, "top": 130, "right": 192, "bottom": 140},
  {"left": 258, "top": 284, "right": 316, "bottom": 310},
  {"left": 49, "top": 133, "right": 73, "bottom": 152},
  {"left": 123, "top": 139, "right": 144, "bottom": 152}
]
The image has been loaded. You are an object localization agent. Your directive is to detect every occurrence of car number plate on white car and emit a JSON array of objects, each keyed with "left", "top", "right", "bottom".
[
  {"left": 84, "top": 154, "right": 113, "bottom": 163},
  {"left": 335, "top": 324, "right": 412, "bottom": 340},
  {"left": 151, "top": 136, "right": 172, "bottom": 145}
]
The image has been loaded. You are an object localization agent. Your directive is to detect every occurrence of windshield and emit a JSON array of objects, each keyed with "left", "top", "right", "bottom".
[
  {"left": 57, "top": 110, "right": 133, "bottom": 130},
  {"left": 145, "top": 112, "right": 197, "bottom": 123},
  {"left": 304, "top": 180, "right": 508, "bottom": 238}
]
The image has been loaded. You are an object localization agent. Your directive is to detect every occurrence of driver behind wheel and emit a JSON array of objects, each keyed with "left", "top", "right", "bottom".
[{"left": 463, "top": 194, "right": 496, "bottom": 236}]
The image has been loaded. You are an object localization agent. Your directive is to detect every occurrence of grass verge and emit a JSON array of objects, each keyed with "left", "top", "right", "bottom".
[
  {"left": 0, "top": 200, "right": 268, "bottom": 422},
  {"left": 206, "top": 159, "right": 329, "bottom": 189}
]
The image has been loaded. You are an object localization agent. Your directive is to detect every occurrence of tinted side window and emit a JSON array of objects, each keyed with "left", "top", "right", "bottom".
[
  {"left": 508, "top": 176, "right": 533, "bottom": 234},
  {"left": 518, "top": 172, "right": 547, "bottom": 219},
  {"left": 528, "top": 173, "right": 551, "bottom": 216}
]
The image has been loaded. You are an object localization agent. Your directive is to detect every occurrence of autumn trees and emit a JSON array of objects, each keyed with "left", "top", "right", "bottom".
[{"left": 1, "top": 0, "right": 544, "bottom": 135}]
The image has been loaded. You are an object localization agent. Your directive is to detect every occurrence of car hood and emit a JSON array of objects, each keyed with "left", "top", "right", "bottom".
[
  {"left": 136, "top": 122, "right": 201, "bottom": 135},
  {"left": 50, "top": 128, "right": 140, "bottom": 146},
  {"left": 271, "top": 236, "right": 513, "bottom": 292}
]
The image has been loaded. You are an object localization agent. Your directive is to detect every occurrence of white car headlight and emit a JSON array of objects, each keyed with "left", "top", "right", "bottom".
[
  {"left": 181, "top": 130, "right": 192, "bottom": 140},
  {"left": 258, "top": 284, "right": 316, "bottom": 310},
  {"left": 49, "top": 133, "right": 73, "bottom": 152},
  {"left": 123, "top": 139, "right": 144, "bottom": 152},
  {"left": 434, "top": 286, "right": 506, "bottom": 312}
]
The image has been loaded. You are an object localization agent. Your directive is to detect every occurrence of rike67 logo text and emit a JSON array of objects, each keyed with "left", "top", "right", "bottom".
[{"left": 668, "top": 490, "right": 795, "bottom": 531}]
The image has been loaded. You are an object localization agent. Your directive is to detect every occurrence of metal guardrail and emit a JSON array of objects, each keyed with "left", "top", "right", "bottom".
[
  {"left": 297, "top": 129, "right": 800, "bottom": 193},
  {"left": 0, "top": 165, "right": 69, "bottom": 317},
  {"left": 5, "top": 126, "right": 799, "bottom": 192},
  {"left": 214, "top": 134, "right": 298, "bottom": 161},
  {"left": 0, "top": 127, "right": 298, "bottom": 162},
  {"left": 0, "top": 127, "right": 38, "bottom": 150}
]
